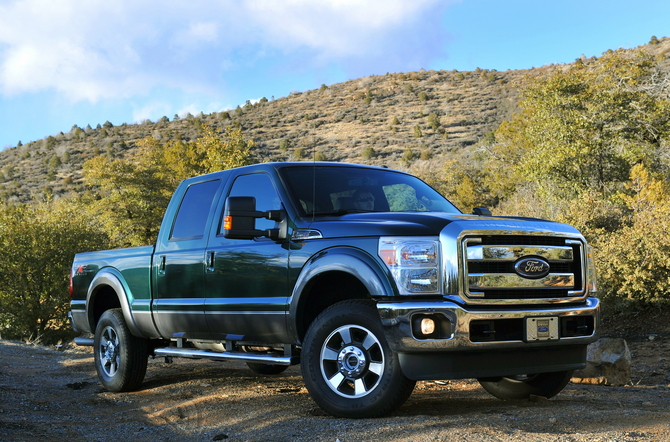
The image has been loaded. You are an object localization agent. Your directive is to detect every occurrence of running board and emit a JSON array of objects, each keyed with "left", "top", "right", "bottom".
[
  {"left": 153, "top": 347, "right": 298, "bottom": 365},
  {"left": 74, "top": 337, "right": 94, "bottom": 346}
]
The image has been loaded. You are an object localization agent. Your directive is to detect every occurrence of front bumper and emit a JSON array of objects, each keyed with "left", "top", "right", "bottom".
[{"left": 377, "top": 297, "right": 599, "bottom": 380}]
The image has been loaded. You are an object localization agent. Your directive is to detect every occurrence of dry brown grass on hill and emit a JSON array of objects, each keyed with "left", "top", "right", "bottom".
[{"left": 1, "top": 37, "right": 668, "bottom": 204}]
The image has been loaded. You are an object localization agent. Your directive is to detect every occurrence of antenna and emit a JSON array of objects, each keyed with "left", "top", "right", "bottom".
[
  {"left": 311, "top": 161, "right": 316, "bottom": 223},
  {"left": 311, "top": 139, "right": 317, "bottom": 223}
]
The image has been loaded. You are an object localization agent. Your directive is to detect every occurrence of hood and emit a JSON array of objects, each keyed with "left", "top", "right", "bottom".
[{"left": 306, "top": 212, "right": 581, "bottom": 239}]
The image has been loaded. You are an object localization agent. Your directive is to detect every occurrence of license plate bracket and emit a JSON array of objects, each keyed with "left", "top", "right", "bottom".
[{"left": 525, "top": 316, "right": 559, "bottom": 342}]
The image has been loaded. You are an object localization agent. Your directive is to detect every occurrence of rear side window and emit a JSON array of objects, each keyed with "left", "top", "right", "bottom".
[{"left": 171, "top": 180, "right": 220, "bottom": 240}]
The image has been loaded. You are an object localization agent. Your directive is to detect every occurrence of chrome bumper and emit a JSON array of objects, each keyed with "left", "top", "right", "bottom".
[{"left": 377, "top": 297, "right": 599, "bottom": 353}]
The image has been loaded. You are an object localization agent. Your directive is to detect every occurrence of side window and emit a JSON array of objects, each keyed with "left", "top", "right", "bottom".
[
  {"left": 223, "top": 174, "right": 282, "bottom": 232},
  {"left": 171, "top": 180, "right": 220, "bottom": 240}
]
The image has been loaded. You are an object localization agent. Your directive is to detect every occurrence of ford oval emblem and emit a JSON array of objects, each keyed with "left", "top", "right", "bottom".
[{"left": 514, "top": 257, "right": 550, "bottom": 279}]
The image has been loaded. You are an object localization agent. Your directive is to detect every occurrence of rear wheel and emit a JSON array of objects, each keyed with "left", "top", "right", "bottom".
[
  {"left": 478, "top": 370, "right": 573, "bottom": 400},
  {"left": 301, "top": 300, "right": 415, "bottom": 418},
  {"left": 94, "top": 309, "right": 148, "bottom": 392}
]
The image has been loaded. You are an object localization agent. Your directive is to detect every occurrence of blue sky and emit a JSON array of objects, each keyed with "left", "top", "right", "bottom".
[{"left": 1, "top": 0, "right": 668, "bottom": 150}]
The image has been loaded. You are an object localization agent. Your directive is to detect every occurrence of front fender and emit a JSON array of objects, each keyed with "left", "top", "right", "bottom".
[
  {"left": 87, "top": 269, "right": 143, "bottom": 337},
  {"left": 287, "top": 246, "right": 396, "bottom": 341}
]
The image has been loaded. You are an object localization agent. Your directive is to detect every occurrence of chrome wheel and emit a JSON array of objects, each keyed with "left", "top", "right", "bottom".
[
  {"left": 98, "top": 325, "right": 120, "bottom": 378},
  {"left": 320, "top": 324, "right": 384, "bottom": 398}
]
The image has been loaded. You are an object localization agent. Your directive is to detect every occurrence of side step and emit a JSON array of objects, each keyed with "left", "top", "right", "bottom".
[
  {"left": 153, "top": 347, "right": 299, "bottom": 365},
  {"left": 74, "top": 337, "right": 94, "bottom": 346}
]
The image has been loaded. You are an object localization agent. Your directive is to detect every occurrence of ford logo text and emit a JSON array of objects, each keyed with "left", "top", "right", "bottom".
[{"left": 514, "top": 257, "right": 550, "bottom": 279}]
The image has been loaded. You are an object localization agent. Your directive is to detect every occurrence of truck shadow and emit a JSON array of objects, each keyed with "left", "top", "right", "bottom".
[{"left": 116, "top": 359, "right": 670, "bottom": 441}]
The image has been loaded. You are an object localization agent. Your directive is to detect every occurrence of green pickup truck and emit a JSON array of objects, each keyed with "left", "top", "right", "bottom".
[{"left": 69, "top": 162, "right": 599, "bottom": 417}]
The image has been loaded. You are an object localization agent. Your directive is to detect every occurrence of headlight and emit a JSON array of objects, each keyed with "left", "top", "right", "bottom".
[
  {"left": 587, "top": 244, "right": 597, "bottom": 293},
  {"left": 379, "top": 237, "right": 441, "bottom": 295}
]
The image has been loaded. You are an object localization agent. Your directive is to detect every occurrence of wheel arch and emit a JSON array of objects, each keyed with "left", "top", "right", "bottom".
[
  {"left": 288, "top": 247, "right": 395, "bottom": 343},
  {"left": 87, "top": 269, "right": 142, "bottom": 337}
]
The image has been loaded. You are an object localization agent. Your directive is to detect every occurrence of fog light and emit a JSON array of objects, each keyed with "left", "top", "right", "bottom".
[{"left": 421, "top": 317, "right": 436, "bottom": 335}]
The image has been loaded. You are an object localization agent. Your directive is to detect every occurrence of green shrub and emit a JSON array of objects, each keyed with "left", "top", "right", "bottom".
[
  {"left": 293, "top": 148, "right": 305, "bottom": 160},
  {"left": 427, "top": 113, "right": 440, "bottom": 130},
  {"left": 592, "top": 165, "right": 670, "bottom": 311},
  {"left": 0, "top": 201, "right": 110, "bottom": 344},
  {"left": 361, "top": 146, "right": 377, "bottom": 160},
  {"left": 402, "top": 147, "right": 416, "bottom": 165}
]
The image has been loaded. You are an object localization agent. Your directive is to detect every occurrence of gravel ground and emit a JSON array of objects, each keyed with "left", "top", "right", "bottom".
[{"left": 1, "top": 331, "right": 669, "bottom": 442}]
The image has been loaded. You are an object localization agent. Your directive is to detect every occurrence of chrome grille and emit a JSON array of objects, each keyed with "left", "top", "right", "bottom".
[{"left": 462, "top": 235, "right": 585, "bottom": 301}]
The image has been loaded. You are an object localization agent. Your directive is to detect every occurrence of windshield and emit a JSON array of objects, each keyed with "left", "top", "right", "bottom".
[{"left": 279, "top": 165, "right": 461, "bottom": 217}]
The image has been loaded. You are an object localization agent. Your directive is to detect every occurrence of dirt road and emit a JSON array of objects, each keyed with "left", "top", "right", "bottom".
[{"left": 1, "top": 335, "right": 669, "bottom": 442}]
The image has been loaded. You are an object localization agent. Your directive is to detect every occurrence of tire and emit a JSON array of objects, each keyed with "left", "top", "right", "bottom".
[
  {"left": 94, "top": 309, "right": 148, "bottom": 392},
  {"left": 301, "top": 300, "right": 416, "bottom": 418},
  {"left": 478, "top": 370, "right": 574, "bottom": 400},
  {"left": 247, "top": 363, "right": 289, "bottom": 375}
]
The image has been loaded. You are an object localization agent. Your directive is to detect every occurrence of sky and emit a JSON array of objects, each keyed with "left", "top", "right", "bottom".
[{"left": 1, "top": 0, "right": 669, "bottom": 150}]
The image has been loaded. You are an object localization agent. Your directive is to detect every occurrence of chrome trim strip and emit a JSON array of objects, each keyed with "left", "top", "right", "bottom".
[
  {"left": 467, "top": 245, "right": 574, "bottom": 261},
  {"left": 468, "top": 273, "right": 575, "bottom": 289}
]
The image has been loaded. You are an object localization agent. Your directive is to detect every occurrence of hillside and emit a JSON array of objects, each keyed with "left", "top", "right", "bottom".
[{"left": 1, "top": 36, "right": 668, "bottom": 204}]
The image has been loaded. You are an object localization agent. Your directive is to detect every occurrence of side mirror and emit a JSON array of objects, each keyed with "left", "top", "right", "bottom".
[
  {"left": 223, "top": 196, "right": 286, "bottom": 240},
  {"left": 472, "top": 207, "right": 492, "bottom": 217}
]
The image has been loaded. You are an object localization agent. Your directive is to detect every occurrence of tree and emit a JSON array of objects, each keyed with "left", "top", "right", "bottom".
[
  {"left": 83, "top": 125, "right": 255, "bottom": 246},
  {"left": 491, "top": 49, "right": 670, "bottom": 199},
  {"left": 0, "top": 201, "right": 110, "bottom": 344},
  {"left": 595, "top": 164, "right": 670, "bottom": 310},
  {"left": 199, "top": 125, "right": 255, "bottom": 172}
]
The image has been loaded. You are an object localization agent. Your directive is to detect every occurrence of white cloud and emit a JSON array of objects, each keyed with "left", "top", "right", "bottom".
[{"left": 0, "top": 0, "right": 451, "bottom": 103}]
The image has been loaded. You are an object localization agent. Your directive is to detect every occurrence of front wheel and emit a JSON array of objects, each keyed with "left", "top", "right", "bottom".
[
  {"left": 478, "top": 370, "right": 573, "bottom": 400},
  {"left": 94, "top": 309, "right": 148, "bottom": 392},
  {"left": 301, "top": 300, "right": 416, "bottom": 418}
]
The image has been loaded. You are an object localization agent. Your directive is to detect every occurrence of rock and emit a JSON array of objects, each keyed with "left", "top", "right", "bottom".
[{"left": 572, "top": 338, "right": 631, "bottom": 386}]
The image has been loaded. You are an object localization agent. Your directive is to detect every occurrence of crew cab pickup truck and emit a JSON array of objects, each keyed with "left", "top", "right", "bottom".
[{"left": 69, "top": 162, "right": 599, "bottom": 417}]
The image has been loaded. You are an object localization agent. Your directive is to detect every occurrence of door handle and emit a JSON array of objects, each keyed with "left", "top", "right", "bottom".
[
  {"left": 206, "top": 251, "right": 215, "bottom": 272},
  {"left": 158, "top": 255, "right": 166, "bottom": 275}
]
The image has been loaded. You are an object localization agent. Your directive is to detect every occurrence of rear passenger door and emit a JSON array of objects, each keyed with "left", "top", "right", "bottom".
[{"left": 153, "top": 179, "right": 222, "bottom": 340}]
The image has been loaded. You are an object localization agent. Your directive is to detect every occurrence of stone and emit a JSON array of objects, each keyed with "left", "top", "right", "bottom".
[{"left": 572, "top": 338, "right": 631, "bottom": 386}]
